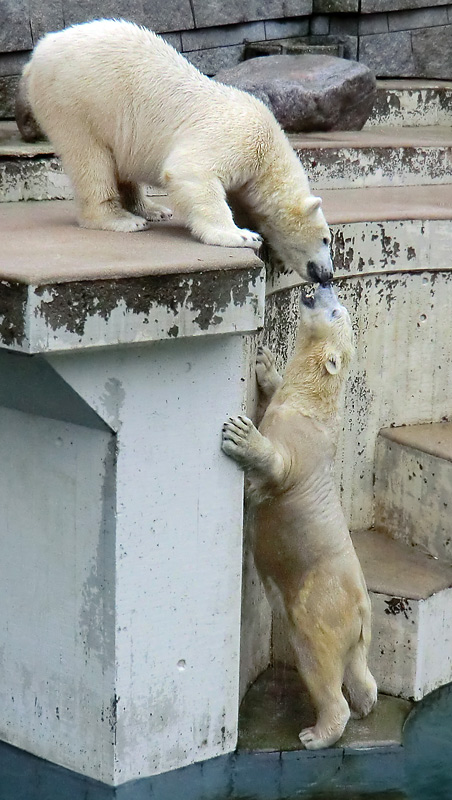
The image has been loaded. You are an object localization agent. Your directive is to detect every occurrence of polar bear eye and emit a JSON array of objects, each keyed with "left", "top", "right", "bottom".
[{"left": 323, "top": 238, "right": 329, "bottom": 246}]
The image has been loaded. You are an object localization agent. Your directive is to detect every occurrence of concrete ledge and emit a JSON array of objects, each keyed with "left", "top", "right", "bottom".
[{"left": 0, "top": 200, "right": 265, "bottom": 352}]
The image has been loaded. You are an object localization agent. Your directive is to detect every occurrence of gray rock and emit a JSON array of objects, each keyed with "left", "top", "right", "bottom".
[{"left": 215, "top": 54, "right": 376, "bottom": 132}]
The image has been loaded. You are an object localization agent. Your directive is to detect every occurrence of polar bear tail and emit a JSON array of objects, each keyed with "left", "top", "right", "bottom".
[{"left": 15, "top": 62, "right": 44, "bottom": 142}]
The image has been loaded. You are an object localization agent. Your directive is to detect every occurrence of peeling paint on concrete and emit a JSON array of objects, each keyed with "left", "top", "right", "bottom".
[
  {"left": 0, "top": 280, "right": 27, "bottom": 346},
  {"left": 297, "top": 142, "right": 452, "bottom": 191},
  {"left": 33, "top": 268, "right": 264, "bottom": 340},
  {"left": 367, "top": 85, "right": 452, "bottom": 128}
]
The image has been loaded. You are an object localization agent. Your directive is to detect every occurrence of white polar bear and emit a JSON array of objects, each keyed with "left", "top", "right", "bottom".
[
  {"left": 222, "top": 285, "right": 377, "bottom": 749},
  {"left": 18, "top": 19, "right": 333, "bottom": 283}
]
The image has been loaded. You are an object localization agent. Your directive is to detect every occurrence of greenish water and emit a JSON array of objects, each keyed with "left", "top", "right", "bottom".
[{"left": 2, "top": 682, "right": 452, "bottom": 799}]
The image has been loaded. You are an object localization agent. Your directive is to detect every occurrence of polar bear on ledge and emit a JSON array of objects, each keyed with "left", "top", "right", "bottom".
[
  {"left": 18, "top": 19, "right": 333, "bottom": 284},
  {"left": 222, "top": 285, "right": 377, "bottom": 749}
]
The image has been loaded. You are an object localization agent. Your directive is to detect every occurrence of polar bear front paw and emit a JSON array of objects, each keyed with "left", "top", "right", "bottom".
[
  {"left": 201, "top": 227, "right": 263, "bottom": 250},
  {"left": 221, "top": 415, "right": 262, "bottom": 465},
  {"left": 256, "top": 346, "right": 283, "bottom": 398}
]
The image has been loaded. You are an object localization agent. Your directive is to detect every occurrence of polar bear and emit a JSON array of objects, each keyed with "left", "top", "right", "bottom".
[
  {"left": 17, "top": 19, "right": 333, "bottom": 284},
  {"left": 222, "top": 284, "right": 377, "bottom": 749}
]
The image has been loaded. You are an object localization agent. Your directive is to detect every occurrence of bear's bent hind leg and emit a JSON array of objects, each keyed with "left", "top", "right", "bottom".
[
  {"left": 118, "top": 182, "right": 173, "bottom": 222},
  {"left": 52, "top": 126, "right": 152, "bottom": 232},
  {"left": 288, "top": 602, "right": 350, "bottom": 749},
  {"left": 343, "top": 642, "right": 378, "bottom": 719}
]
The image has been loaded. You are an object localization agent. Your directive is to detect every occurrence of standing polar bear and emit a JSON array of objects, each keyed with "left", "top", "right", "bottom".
[
  {"left": 18, "top": 19, "right": 333, "bottom": 284},
  {"left": 222, "top": 285, "right": 377, "bottom": 748}
]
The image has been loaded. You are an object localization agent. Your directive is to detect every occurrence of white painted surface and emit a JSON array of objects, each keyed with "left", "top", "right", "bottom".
[
  {"left": 0, "top": 407, "right": 116, "bottom": 778},
  {"left": 374, "top": 437, "right": 452, "bottom": 562},
  {"left": 369, "top": 588, "right": 452, "bottom": 701},
  {"left": 46, "top": 334, "right": 252, "bottom": 783}
]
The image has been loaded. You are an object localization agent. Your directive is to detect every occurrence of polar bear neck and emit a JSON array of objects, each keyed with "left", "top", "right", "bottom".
[{"left": 242, "top": 120, "right": 311, "bottom": 225}]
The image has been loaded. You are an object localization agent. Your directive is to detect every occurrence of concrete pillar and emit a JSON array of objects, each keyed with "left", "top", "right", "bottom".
[{"left": 0, "top": 202, "right": 265, "bottom": 786}]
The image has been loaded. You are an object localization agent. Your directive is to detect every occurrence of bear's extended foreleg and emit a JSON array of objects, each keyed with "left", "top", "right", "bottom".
[
  {"left": 221, "top": 415, "right": 285, "bottom": 485},
  {"left": 162, "top": 163, "right": 262, "bottom": 249}
]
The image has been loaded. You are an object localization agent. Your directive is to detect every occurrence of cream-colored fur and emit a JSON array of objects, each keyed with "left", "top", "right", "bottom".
[
  {"left": 20, "top": 19, "right": 333, "bottom": 282},
  {"left": 222, "top": 285, "right": 377, "bottom": 749}
]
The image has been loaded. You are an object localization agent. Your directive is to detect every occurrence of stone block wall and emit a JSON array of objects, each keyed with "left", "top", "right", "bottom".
[
  {"left": 311, "top": 4, "right": 452, "bottom": 78},
  {"left": 1, "top": 0, "right": 452, "bottom": 119},
  {"left": 0, "top": 0, "right": 313, "bottom": 117}
]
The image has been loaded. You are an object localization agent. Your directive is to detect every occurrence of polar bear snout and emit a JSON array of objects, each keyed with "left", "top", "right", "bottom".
[{"left": 307, "top": 258, "right": 334, "bottom": 285}]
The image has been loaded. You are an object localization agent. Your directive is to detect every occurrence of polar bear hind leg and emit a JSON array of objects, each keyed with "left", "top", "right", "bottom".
[
  {"left": 343, "top": 639, "right": 378, "bottom": 719},
  {"left": 47, "top": 122, "right": 152, "bottom": 232},
  {"left": 287, "top": 614, "right": 350, "bottom": 749},
  {"left": 118, "top": 181, "right": 173, "bottom": 222},
  {"left": 163, "top": 162, "right": 262, "bottom": 249}
]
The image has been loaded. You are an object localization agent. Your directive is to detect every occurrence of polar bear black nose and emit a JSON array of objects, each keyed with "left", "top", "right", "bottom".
[{"left": 307, "top": 261, "right": 333, "bottom": 285}]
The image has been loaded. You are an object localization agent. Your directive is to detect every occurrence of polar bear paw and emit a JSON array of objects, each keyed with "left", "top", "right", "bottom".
[
  {"left": 221, "top": 415, "right": 264, "bottom": 465},
  {"left": 80, "top": 211, "right": 152, "bottom": 233},
  {"left": 201, "top": 227, "right": 263, "bottom": 250},
  {"left": 299, "top": 722, "right": 345, "bottom": 750},
  {"left": 256, "top": 346, "right": 283, "bottom": 398},
  {"left": 140, "top": 201, "right": 173, "bottom": 222}
]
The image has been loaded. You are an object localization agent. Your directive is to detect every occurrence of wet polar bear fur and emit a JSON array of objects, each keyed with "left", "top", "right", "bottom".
[
  {"left": 222, "top": 285, "right": 377, "bottom": 749},
  {"left": 19, "top": 19, "right": 333, "bottom": 283}
]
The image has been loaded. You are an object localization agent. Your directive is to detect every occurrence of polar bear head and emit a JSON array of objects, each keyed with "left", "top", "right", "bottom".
[
  {"left": 264, "top": 196, "right": 333, "bottom": 284},
  {"left": 298, "top": 282, "right": 354, "bottom": 378}
]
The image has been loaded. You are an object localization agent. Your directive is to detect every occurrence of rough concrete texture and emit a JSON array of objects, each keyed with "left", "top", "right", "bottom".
[
  {"left": 216, "top": 54, "right": 377, "bottom": 132},
  {"left": 375, "top": 424, "right": 452, "bottom": 562}
]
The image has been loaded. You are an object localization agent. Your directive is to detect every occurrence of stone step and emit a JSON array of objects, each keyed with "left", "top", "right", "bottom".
[
  {"left": 374, "top": 423, "right": 452, "bottom": 563},
  {"left": 3, "top": 120, "right": 452, "bottom": 201},
  {"left": 293, "top": 126, "right": 452, "bottom": 190},
  {"left": 352, "top": 529, "right": 452, "bottom": 702},
  {"left": 367, "top": 80, "right": 452, "bottom": 129}
]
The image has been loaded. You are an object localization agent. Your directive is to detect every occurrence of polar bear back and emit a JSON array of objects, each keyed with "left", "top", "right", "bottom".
[{"left": 26, "top": 19, "right": 278, "bottom": 185}]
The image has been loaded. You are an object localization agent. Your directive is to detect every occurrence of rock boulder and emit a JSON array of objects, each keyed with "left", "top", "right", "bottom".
[{"left": 215, "top": 54, "right": 376, "bottom": 132}]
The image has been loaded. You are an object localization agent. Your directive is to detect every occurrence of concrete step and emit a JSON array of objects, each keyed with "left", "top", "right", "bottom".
[
  {"left": 353, "top": 529, "right": 452, "bottom": 702},
  {"left": 293, "top": 126, "right": 452, "bottom": 190},
  {"left": 374, "top": 423, "right": 452, "bottom": 563},
  {"left": 367, "top": 80, "right": 452, "bottom": 129},
  {"left": 3, "top": 119, "right": 452, "bottom": 202}
]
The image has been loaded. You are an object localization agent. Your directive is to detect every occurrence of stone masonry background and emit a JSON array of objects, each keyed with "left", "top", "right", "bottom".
[{"left": 1, "top": 0, "right": 452, "bottom": 118}]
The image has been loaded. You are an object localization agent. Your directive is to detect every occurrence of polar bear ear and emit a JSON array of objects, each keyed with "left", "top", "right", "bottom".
[
  {"left": 325, "top": 352, "right": 342, "bottom": 375},
  {"left": 303, "top": 196, "right": 323, "bottom": 216}
]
